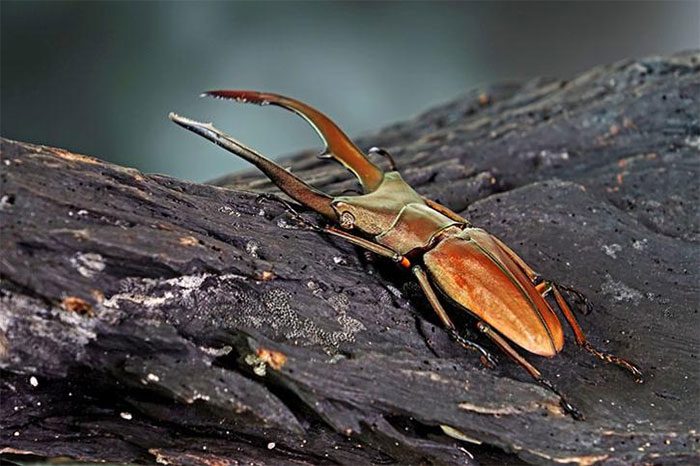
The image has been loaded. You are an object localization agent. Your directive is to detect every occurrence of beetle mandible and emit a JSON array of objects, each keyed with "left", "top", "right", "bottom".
[{"left": 170, "top": 90, "right": 643, "bottom": 419}]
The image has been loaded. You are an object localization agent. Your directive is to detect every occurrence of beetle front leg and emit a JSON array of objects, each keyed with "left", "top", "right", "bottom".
[
  {"left": 256, "top": 193, "right": 328, "bottom": 233},
  {"left": 412, "top": 265, "right": 498, "bottom": 368},
  {"left": 476, "top": 321, "right": 584, "bottom": 421}
]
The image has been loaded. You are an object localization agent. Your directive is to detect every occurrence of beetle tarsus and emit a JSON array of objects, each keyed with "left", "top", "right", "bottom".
[
  {"left": 475, "top": 321, "right": 583, "bottom": 420},
  {"left": 550, "top": 283, "right": 644, "bottom": 383},
  {"left": 582, "top": 342, "right": 644, "bottom": 383},
  {"left": 537, "top": 377, "right": 584, "bottom": 421},
  {"left": 448, "top": 328, "right": 498, "bottom": 368}
]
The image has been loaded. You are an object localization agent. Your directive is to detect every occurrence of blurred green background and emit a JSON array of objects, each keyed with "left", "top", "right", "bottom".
[{"left": 2, "top": 1, "right": 698, "bottom": 182}]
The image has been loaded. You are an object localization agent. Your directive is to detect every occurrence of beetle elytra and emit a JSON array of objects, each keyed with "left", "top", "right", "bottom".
[{"left": 170, "top": 90, "right": 643, "bottom": 419}]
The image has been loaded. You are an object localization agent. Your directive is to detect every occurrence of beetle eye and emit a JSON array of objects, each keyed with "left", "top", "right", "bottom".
[{"left": 340, "top": 211, "right": 355, "bottom": 229}]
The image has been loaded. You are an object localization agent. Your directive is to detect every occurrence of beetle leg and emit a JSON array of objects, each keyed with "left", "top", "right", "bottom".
[
  {"left": 550, "top": 284, "right": 644, "bottom": 383},
  {"left": 488, "top": 236, "right": 644, "bottom": 382},
  {"left": 554, "top": 283, "right": 594, "bottom": 314},
  {"left": 256, "top": 193, "right": 325, "bottom": 232},
  {"left": 321, "top": 226, "right": 411, "bottom": 267},
  {"left": 412, "top": 265, "right": 498, "bottom": 368},
  {"left": 476, "top": 321, "right": 584, "bottom": 420}
]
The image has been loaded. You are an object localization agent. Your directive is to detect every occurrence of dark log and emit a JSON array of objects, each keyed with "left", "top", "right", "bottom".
[{"left": 1, "top": 51, "right": 698, "bottom": 465}]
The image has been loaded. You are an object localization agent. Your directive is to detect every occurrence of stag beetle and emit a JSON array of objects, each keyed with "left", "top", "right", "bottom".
[{"left": 170, "top": 91, "right": 643, "bottom": 419}]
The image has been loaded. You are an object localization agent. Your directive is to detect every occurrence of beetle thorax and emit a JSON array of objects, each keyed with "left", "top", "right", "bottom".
[
  {"left": 331, "top": 172, "right": 425, "bottom": 235},
  {"left": 331, "top": 172, "right": 460, "bottom": 255}
]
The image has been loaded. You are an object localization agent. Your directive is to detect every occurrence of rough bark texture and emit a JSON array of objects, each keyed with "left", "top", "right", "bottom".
[{"left": 1, "top": 52, "right": 699, "bottom": 465}]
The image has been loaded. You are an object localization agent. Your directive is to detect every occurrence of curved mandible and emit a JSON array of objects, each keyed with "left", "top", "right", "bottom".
[
  {"left": 169, "top": 112, "right": 335, "bottom": 219},
  {"left": 205, "top": 90, "right": 385, "bottom": 192}
]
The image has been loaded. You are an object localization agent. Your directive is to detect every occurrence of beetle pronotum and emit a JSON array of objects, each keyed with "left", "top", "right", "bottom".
[{"left": 170, "top": 91, "right": 643, "bottom": 419}]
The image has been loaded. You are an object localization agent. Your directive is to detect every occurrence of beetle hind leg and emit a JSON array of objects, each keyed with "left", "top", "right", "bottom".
[
  {"left": 550, "top": 284, "right": 644, "bottom": 383},
  {"left": 551, "top": 283, "right": 594, "bottom": 314},
  {"left": 489, "top": 235, "right": 644, "bottom": 382},
  {"left": 476, "top": 321, "right": 584, "bottom": 421}
]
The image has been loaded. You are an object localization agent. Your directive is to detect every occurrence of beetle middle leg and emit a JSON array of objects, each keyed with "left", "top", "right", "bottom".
[
  {"left": 412, "top": 265, "right": 498, "bottom": 368},
  {"left": 476, "top": 321, "right": 584, "bottom": 420}
]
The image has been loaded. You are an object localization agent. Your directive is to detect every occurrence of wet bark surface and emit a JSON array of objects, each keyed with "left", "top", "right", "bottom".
[{"left": 1, "top": 52, "right": 699, "bottom": 465}]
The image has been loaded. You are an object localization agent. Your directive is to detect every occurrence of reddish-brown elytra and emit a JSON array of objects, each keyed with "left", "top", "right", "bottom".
[{"left": 170, "top": 91, "right": 643, "bottom": 420}]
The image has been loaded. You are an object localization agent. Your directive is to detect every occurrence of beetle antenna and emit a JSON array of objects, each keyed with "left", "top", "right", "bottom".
[{"left": 369, "top": 146, "right": 398, "bottom": 171}]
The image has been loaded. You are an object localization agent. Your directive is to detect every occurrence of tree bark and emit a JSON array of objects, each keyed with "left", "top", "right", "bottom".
[{"left": 1, "top": 51, "right": 698, "bottom": 465}]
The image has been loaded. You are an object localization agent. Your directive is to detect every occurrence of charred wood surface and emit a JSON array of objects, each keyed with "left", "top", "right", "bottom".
[{"left": 1, "top": 52, "right": 699, "bottom": 465}]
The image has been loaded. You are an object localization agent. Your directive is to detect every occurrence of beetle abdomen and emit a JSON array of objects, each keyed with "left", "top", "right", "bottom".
[{"left": 424, "top": 228, "right": 565, "bottom": 357}]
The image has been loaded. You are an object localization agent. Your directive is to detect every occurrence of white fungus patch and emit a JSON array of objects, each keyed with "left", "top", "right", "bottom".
[
  {"left": 245, "top": 240, "right": 260, "bottom": 258},
  {"left": 218, "top": 205, "right": 241, "bottom": 217},
  {"left": 0, "top": 195, "right": 13, "bottom": 211},
  {"left": 120, "top": 412, "right": 133, "bottom": 420},
  {"left": 632, "top": 239, "right": 648, "bottom": 251},
  {"left": 600, "top": 274, "right": 643, "bottom": 305},
  {"left": 276, "top": 218, "right": 298, "bottom": 229},
  {"left": 234, "top": 287, "right": 365, "bottom": 353},
  {"left": 684, "top": 136, "right": 700, "bottom": 149},
  {"left": 189, "top": 392, "right": 211, "bottom": 402},
  {"left": 103, "top": 273, "right": 227, "bottom": 309},
  {"left": 602, "top": 243, "right": 622, "bottom": 259},
  {"left": 385, "top": 284, "right": 403, "bottom": 299},
  {"left": 103, "top": 292, "right": 172, "bottom": 309},
  {"left": 245, "top": 353, "right": 268, "bottom": 377},
  {"left": 199, "top": 345, "right": 233, "bottom": 357},
  {"left": 29, "top": 376, "right": 38, "bottom": 387},
  {"left": 70, "top": 252, "right": 106, "bottom": 278}
]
